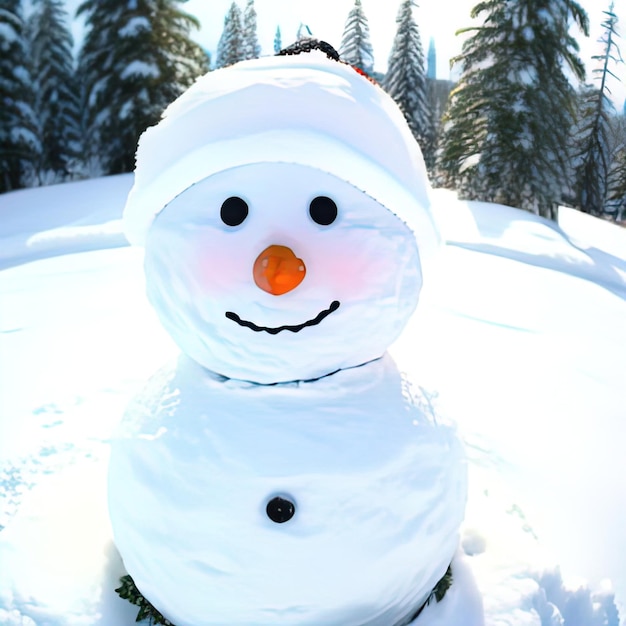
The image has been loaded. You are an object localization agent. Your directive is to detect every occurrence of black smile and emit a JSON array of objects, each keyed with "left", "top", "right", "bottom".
[{"left": 225, "top": 301, "right": 341, "bottom": 335}]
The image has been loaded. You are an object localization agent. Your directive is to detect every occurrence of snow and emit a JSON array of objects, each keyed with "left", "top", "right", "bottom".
[
  {"left": 12, "top": 65, "right": 30, "bottom": 84},
  {"left": 0, "top": 22, "right": 18, "bottom": 48},
  {"left": 401, "top": 189, "right": 626, "bottom": 623},
  {"left": 118, "top": 17, "right": 151, "bottom": 38},
  {"left": 120, "top": 60, "right": 160, "bottom": 80},
  {"left": 0, "top": 175, "right": 132, "bottom": 269},
  {"left": 1, "top": 175, "right": 624, "bottom": 624}
]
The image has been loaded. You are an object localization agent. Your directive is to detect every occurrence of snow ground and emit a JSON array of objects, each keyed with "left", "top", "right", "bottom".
[{"left": 0, "top": 176, "right": 625, "bottom": 625}]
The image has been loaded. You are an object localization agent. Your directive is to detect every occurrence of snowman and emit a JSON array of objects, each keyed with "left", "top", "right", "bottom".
[{"left": 109, "top": 42, "right": 468, "bottom": 626}]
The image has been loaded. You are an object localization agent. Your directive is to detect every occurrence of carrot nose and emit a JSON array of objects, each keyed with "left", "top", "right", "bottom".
[{"left": 253, "top": 245, "right": 306, "bottom": 295}]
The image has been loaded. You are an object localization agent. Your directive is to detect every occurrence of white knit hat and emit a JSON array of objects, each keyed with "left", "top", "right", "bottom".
[{"left": 123, "top": 49, "right": 438, "bottom": 259}]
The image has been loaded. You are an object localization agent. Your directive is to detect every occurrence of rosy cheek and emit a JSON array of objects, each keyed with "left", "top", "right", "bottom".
[
  {"left": 321, "top": 256, "right": 368, "bottom": 296},
  {"left": 187, "top": 239, "right": 255, "bottom": 295},
  {"left": 313, "top": 247, "right": 397, "bottom": 299}
]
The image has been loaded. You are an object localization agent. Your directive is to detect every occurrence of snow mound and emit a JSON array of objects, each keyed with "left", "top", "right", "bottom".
[{"left": 0, "top": 175, "right": 132, "bottom": 269}]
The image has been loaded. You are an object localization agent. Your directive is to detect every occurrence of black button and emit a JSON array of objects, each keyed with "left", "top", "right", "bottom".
[{"left": 266, "top": 496, "right": 296, "bottom": 523}]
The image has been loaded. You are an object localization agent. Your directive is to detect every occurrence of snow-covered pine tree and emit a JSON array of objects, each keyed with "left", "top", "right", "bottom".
[
  {"left": 216, "top": 2, "right": 244, "bottom": 68},
  {"left": 607, "top": 115, "right": 626, "bottom": 217},
  {"left": 77, "top": 0, "right": 208, "bottom": 176},
  {"left": 26, "top": 0, "right": 81, "bottom": 184},
  {"left": 384, "top": 0, "right": 433, "bottom": 172},
  {"left": 296, "top": 23, "right": 313, "bottom": 40},
  {"left": 339, "top": 0, "right": 375, "bottom": 76},
  {"left": 242, "top": 0, "right": 260, "bottom": 60},
  {"left": 437, "top": 0, "right": 589, "bottom": 220},
  {"left": 273, "top": 25, "right": 282, "bottom": 54},
  {"left": 0, "top": 0, "right": 40, "bottom": 192},
  {"left": 571, "top": 3, "right": 622, "bottom": 216}
]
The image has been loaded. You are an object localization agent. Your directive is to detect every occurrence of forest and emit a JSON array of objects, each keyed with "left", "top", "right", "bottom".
[{"left": 1, "top": 0, "right": 625, "bottom": 222}]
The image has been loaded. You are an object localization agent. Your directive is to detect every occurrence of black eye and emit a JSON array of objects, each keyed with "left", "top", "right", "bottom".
[
  {"left": 309, "top": 196, "right": 337, "bottom": 226},
  {"left": 220, "top": 196, "right": 248, "bottom": 226},
  {"left": 266, "top": 496, "right": 296, "bottom": 524}
]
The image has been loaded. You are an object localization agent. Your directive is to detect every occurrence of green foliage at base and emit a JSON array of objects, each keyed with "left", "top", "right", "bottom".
[
  {"left": 115, "top": 564, "right": 453, "bottom": 625},
  {"left": 430, "top": 564, "right": 453, "bottom": 604},
  {"left": 408, "top": 562, "right": 454, "bottom": 622},
  {"left": 115, "top": 575, "right": 175, "bottom": 625}
]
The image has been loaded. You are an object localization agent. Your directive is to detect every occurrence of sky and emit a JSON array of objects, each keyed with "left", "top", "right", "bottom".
[{"left": 183, "top": 0, "right": 626, "bottom": 109}]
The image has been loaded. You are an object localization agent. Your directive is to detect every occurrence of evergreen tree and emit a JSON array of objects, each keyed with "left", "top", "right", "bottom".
[
  {"left": 242, "top": 0, "right": 260, "bottom": 60},
  {"left": 273, "top": 25, "right": 282, "bottom": 54},
  {"left": 339, "top": 0, "right": 375, "bottom": 76},
  {"left": 572, "top": 3, "right": 622, "bottom": 216},
  {"left": 437, "top": 0, "right": 589, "bottom": 220},
  {"left": 296, "top": 23, "right": 312, "bottom": 40},
  {"left": 426, "top": 37, "right": 436, "bottom": 79},
  {"left": 77, "top": 0, "right": 208, "bottom": 176},
  {"left": 384, "top": 0, "right": 433, "bottom": 171},
  {"left": 216, "top": 2, "right": 244, "bottom": 68},
  {"left": 607, "top": 115, "right": 626, "bottom": 216},
  {"left": 0, "top": 0, "right": 40, "bottom": 192},
  {"left": 26, "top": 0, "right": 81, "bottom": 184}
]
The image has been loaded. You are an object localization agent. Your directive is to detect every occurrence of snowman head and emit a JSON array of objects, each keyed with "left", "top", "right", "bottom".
[{"left": 125, "top": 45, "right": 439, "bottom": 384}]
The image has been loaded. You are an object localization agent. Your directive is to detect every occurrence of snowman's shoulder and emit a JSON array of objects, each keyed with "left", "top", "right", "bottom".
[
  {"left": 118, "top": 355, "right": 221, "bottom": 436},
  {"left": 398, "top": 368, "right": 441, "bottom": 420},
  {"left": 386, "top": 357, "right": 461, "bottom": 450},
  {"left": 117, "top": 361, "right": 177, "bottom": 436}
]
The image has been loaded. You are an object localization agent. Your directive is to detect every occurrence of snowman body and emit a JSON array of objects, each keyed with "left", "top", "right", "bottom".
[
  {"left": 109, "top": 354, "right": 466, "bottom": 626},
  {"left": 109, "top": 51, "right": 468, "bottom": 626}
]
